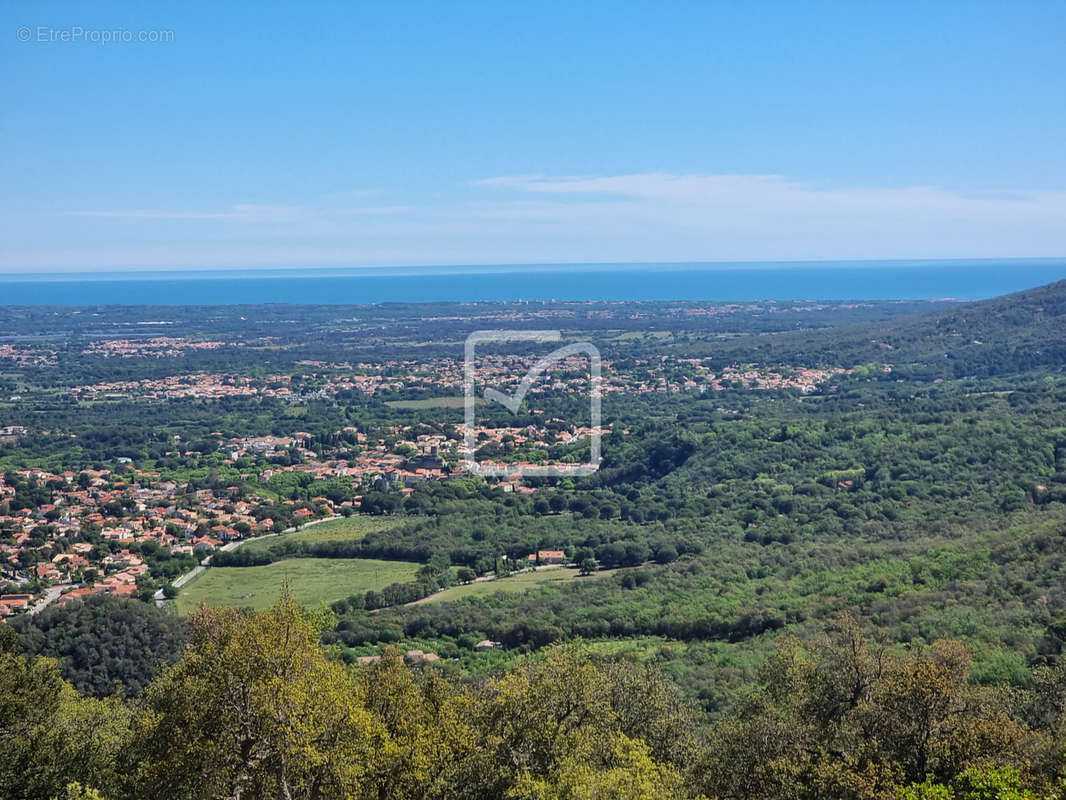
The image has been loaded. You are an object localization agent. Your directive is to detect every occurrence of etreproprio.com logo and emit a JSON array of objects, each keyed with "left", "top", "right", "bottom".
[{"left": 17, "top": 25, "right": 175, "bottom": 44}]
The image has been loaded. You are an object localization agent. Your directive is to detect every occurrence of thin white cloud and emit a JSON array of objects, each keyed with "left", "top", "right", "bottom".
[
  {"left": 6, "top": 173, "right": 1066, "bottom": 270},
  {"left": 320, "top": 188, "right": 384, "bottom": 200},
  {"left": 476, "top": 172, "right": 1066, "bottom": 218},
  {"left": 65, "top": 203, "right": 411, "bottom": 223}
]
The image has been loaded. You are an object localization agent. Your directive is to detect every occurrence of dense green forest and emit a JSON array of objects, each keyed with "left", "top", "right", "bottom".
[
  {"left": 10, "top": 596, "right": 186, "bottom": 697},
  {"left": 6, "top": 596, "right": 1066, "bottom": 800}
]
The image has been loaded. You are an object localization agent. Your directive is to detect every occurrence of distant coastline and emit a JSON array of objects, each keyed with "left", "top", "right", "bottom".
[{"left": 1, "top": 258, "right": 1065, "bottom": 305}]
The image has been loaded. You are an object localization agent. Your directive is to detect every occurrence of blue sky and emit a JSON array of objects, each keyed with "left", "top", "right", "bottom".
[{"left": 2, "top": 1, "right": 1065, "bottom": 272}]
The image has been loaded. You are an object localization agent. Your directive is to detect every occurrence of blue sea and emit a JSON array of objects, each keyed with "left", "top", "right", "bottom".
[{"left": 1, "top": 259, "right": 1065, "bottom": 306}]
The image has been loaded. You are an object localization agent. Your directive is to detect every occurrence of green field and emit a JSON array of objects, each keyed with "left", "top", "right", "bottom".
[
  {"left": 385, "top": 396, "right": 467, "bottom": 409},
  {"left": 239, "top": 516, "right": 400, "bottom": 554},
  {"left": 176, "top": 558, "right": 418, "bottom": 613},
  {"left": 610, "top": 330, "right": 674, "bottom": 341},
  {"left": 415, "top": 566, "right": 615, "bottom": 605}
]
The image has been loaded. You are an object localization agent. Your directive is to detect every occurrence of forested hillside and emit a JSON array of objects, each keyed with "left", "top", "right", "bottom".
[
  {"left": 694, "top": 279, "right": 1066, "bottom": 378},
  {"left": 10, "top": 595, "right": 186, "bottom": 697},
  {"left": 5, "top": 285, "right": 1066, "bottom": 799},
  {"left": 5, "top": 597, "right": 1066, "bottom": 800}
]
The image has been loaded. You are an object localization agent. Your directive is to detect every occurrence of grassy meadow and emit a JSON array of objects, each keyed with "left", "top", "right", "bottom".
[
  {"left": 238, "top": 516, "right": 401, "bottom": 554},
  {"left": 415, "top": 566, "right": 615, "bottom": 605},
  {"left": 176, "top": 557, "right": 418, "bottom": 613}
]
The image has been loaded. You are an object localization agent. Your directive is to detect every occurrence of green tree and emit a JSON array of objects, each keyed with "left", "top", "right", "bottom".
[
  {"left": 128, "top": 591, "right": 381, "bottom": 800},
  {"left": 0, "top": 627, "right": 130, "bottom": 800},
  {"left": 506, "top": 734, "right": 689, "bottom": 800}
]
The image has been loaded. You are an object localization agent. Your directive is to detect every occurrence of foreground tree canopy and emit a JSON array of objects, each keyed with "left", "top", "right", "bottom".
[{"left": 3, "top": 597, "right": 1066, "bottom": 800}]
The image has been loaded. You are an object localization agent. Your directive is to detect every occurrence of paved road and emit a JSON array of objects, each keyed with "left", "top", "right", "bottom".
[
  {"left": 28, "top": 583, "right": 72, "bottom": 615},
  {"left": 172, "top": 565, "right": 206, "bottom": 588}
]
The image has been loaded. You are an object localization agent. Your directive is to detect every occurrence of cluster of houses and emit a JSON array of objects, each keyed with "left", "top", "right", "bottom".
[
  {"left": 0, "top": 466, "right": 328, "bottom": 616},
  {"left": 53, "top": 557, "right": 149, "bottom": 603},
  {"left": 71, "top": 373, "right": 295, "bottom": 401},
  {"left": 80, "top": 337, "right": 231, "bottom": 358},
  {"left": 63, "top": 348, "right": 855, "bottom": 406},
  {"left": 615, "top": 358, "right": 854, "bottom": 395},
  {"left": 0, "top": 344, "right": 57, "bottom": 366},
  {"left": 710, "top": 364, "right": 852, "bottom": 393}
]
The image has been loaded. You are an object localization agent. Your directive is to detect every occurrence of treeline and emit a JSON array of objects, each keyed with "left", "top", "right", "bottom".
[
  {"left": 211, "top": 537, "right": 430, "bottom": 566},
  {"left": 669, "top": 278, "right": 1066, "bottom": 379},
  {"left": 334, "top": 559, "right": 458, "bottom": 612},
  {"left": 5, "top": 598, "right": 1066, "bottom": 800}
]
